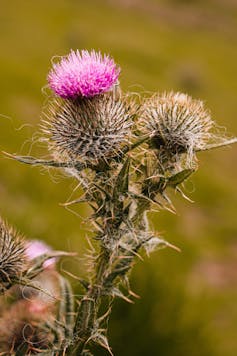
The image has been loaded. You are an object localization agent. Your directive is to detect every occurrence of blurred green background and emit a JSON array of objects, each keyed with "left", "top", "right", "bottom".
[{"left": 0, "top": 0, "right": 237, "bottom": 355}]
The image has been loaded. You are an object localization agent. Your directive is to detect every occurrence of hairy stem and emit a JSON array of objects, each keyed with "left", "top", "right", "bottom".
[
  {"left": 67, "top": 246, "right": 111, "bottom": 355},
  {"left": 66, "top": 160, "right": 161, "bottom": 355}
]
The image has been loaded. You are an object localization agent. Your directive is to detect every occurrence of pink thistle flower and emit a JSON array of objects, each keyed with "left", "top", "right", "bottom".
[
  {"left": 26, "top": 240, "right": 55, "bottom": 269},
  {"left": 48, "top": 50, "right": 120, "bottom": 99}
]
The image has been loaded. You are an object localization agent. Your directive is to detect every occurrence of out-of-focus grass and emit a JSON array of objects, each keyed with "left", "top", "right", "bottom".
[{"left": 0, "top": 1, "right": 237, "bottom": 355}]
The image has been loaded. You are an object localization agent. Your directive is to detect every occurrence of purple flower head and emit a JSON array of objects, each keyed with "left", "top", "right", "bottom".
[
  {"left": 48, "top": 50, "right": 120, "bottom": 99},
  {"left": 26, "top": 240, "right": 55, "bottom": 269}
]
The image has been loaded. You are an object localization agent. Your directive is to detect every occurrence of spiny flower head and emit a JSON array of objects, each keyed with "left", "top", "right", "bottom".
[
  {"left": 0, "top": 219, "right": 26, "bottom": 286},
  {"left": 42, "top": 94, "right": 134, "bottom": 163},
  {"left": 141, "top": 92, "right": 213, "bottom": 159},
  {"left": 26, "top": 240, "right": 55, "bottom": 269},
  {"left": 48, "top": 50, "right": 120, "bottom": 99}
]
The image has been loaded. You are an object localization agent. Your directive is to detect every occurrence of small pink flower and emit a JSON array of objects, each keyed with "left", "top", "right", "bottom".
[
  {"left": 48, "top": 50, "right": 120, "bottom": 99},
  {"left": 26, "top": 240, "right": 55, "bottom": 269}
]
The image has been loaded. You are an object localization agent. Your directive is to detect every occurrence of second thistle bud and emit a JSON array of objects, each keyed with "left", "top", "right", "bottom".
[{"left": 141, "top": 92, "right": 213, "bottom": 163}]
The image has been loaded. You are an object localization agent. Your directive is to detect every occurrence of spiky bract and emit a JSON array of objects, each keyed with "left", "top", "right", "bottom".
[
  {"left": 48, "top": 50, "right": 120, "bottom": 99},
  {"left": 141, "top": 92, "right": 213, "bottom": 159},
  {"left": 0, "top": 219, "right": 26, "bottom": 286},
  {"left": 42, "top": 94, "right": 134, "bottom": 163}
]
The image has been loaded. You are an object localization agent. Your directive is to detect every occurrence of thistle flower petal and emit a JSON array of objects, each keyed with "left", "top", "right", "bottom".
[
  {"left": 48, "top": 50, "right": 120, "bottom": 99},
  {"left": 42, "top": 94, "right": 134, "bottom": 163}
]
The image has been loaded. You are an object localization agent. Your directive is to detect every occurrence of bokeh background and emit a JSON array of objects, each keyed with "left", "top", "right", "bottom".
[{"left": 1, "top": 0, "right": 237, "bottom": 355}]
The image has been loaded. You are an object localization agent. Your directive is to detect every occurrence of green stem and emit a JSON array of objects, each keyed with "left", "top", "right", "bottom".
[
  {"left": 67, "top": 247, "right": 110, "bottom": 355},
  {"left": 65, "top": 158, "right": 157, "bottom": 355}
]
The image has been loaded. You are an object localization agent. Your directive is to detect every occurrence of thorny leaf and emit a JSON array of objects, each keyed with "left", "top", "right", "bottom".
[
  {"left": 104, "top": 256, "right": 133, "bottom": 286},
  {"left": 122, "top": 133, "right": 150, "bottom": 154},
  {"left": 176, "top": 187, "right": 194, "bottom": 203},
  {"left": 129, "top": 191, "right": 174, "bottom": 213},
  {"left": 96, "top": 305, "right": 113, "bottom": 326},
  {"left": 122, "top": 202, "right": 132, "bottom": 220},
  {"left": 110, "top": 158, "right": 130, "bottom": 223},
  {"left": 92, "top": 183, "right": 112, "bottom": 201},
  {"left": 3, "top": 151, "right": 87, "bottom": 170},
  {"left": 144, "top": 236, "right": 174, "bottom": 254},
  {"left": 26, "top": 251, "right": 77, "bottom": 279},
  {"left": 109, "top": 287, "right": 133, "bottom": 303},
  {"left": 91, "top": 332, "right": 113, "bottom": 356},
  {"left": 167, "top": 168, "right": 195, "bottom": 187},
  {"left": 113, "top": 158, "right": 130, "bottom": 198}
]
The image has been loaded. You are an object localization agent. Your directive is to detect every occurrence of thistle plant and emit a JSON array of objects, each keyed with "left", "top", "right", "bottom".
[{"left": 2, "top": 49, "right": 237, "bottom": 355}]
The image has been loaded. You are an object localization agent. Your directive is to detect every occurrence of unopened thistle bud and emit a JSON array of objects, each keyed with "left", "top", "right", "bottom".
[
  {"left": 141, "top": 92, "right": 213, "bottom": 161},
  {"left": 42, "top": 95, "right": 133, "bottom": 163},
  {"left": 0, "top": 219, "right": 26, "bottom": 289},
  {"left": 48, "top": 49, "right": 120, "bottom": 99}
]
